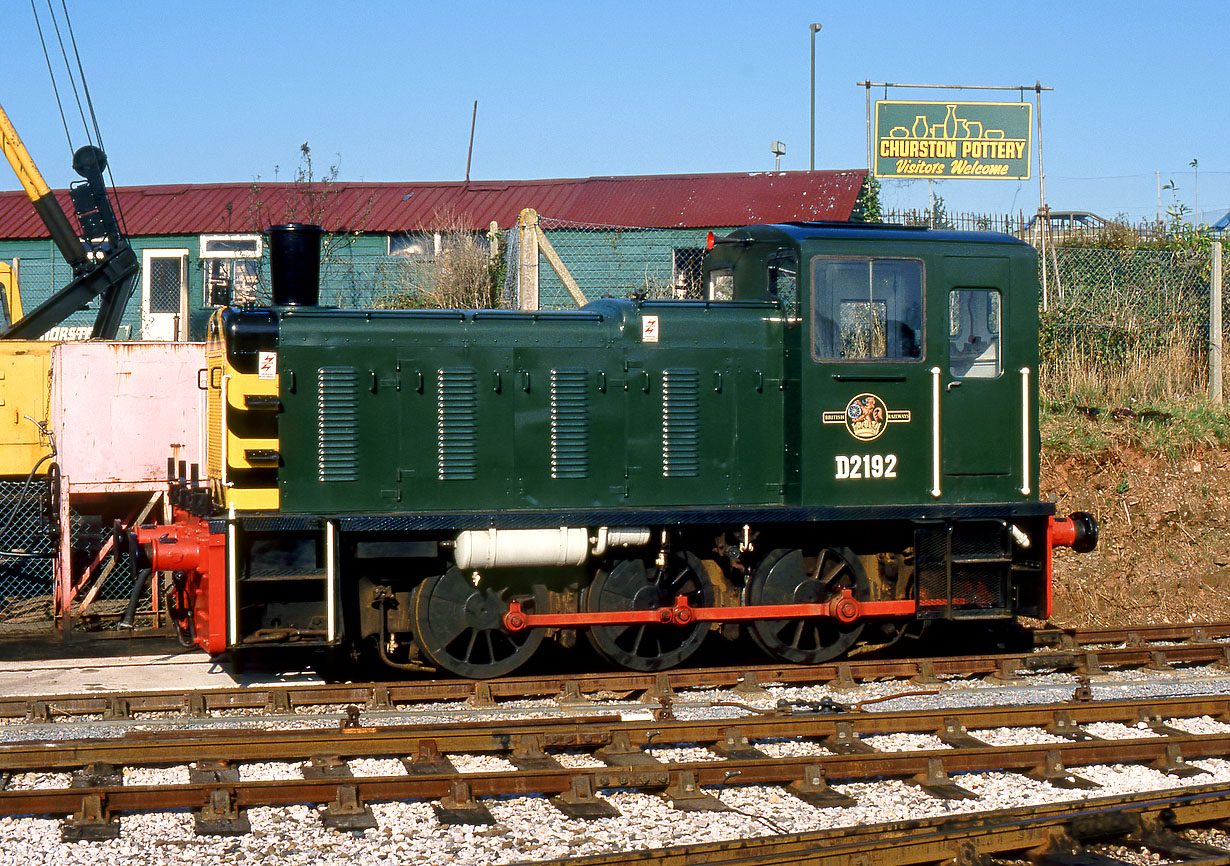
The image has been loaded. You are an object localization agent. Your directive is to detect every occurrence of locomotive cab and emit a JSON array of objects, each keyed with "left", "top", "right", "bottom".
[{"left": 702, "top": 222, "right": 1065, "bottom": 626}]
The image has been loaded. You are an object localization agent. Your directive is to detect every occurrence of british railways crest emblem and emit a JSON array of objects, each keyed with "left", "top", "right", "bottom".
[{"left": 822, "top": 393, "right": 911, "bottom": 441}]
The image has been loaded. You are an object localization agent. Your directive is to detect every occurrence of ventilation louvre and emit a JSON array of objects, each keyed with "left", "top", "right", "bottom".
[
  {"left": 550, "top": 368, "right": 588, "bottom": 479},
  {"left": 317, "top": 366, "right": 358, "bottom": 482},
  {"left": 437, "top": 367, "right": 478, "bottom": 481},
  {"left": 662, "top": 368, "right": 700, "bottom": 477}
]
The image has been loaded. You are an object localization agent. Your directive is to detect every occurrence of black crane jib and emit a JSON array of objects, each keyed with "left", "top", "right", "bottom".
[{"left": 0, "top": 103, "right": 139, "bottom": 341}]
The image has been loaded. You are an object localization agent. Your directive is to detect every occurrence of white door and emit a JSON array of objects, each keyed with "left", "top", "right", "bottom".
[{"left": 141, "top": 249, "right": 189, "bottom": 340}]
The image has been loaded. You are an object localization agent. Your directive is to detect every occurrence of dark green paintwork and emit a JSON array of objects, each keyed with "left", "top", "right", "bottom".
[
  {"left": 272, "top": 223, "right": 1039, "bottom": 519},
  {"left": 276, "top": 301, "right": 786, "bottom": 514},
  {"left": 706, "top": 223, "right": 1039, "bottom": 509}
]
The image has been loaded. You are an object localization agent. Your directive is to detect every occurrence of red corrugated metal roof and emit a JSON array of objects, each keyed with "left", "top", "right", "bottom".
[{"left": 0, "top": 169, "right": 865, "bottom": 239}]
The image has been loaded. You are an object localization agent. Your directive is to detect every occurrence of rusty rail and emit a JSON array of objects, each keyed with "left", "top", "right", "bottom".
[
  {"left": 3, "top": 693, "right": 1230, "bottom": 840},
  {"left": 4, "top": 693, "right": 1230, "bottom": 773},
  {"left": 5, "top": 622, "right": 1230, "bottom": 725},
  {"left": 534, "top": 783, "right": 1230, "bottom": 865}
]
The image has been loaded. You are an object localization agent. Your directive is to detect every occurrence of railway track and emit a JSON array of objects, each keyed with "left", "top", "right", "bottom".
[
  {"left": 5, "top": 692, "right": 1230, "bottom": 841},
  {"left": 537, "top": 784, "right": 1230, "bottom": 865},
  {"left": 5, "top": 621, "right": 1229, "bottom": 725}
]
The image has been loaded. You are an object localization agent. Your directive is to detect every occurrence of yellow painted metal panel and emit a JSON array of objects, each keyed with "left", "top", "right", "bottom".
[
  {"left": 0, "top": 342, "right": 52, "bottom": 476},
  {"left": 0, "top": 261, "right": 20, "bottom": 322},
  {"left": 205, "top": 347, "right": 224, "bottom": 484},
  {"left": 227, "top": 372, "right": 277, "bottom": 409},
  {"left": 207, "top": 309, "right": 281, "bottom": 512},
  {"left": 226, "top": 431, "right": 279, "bottom": 469},
  {"left": 225, "top": 486, "right": 279, "bottom": 511}
]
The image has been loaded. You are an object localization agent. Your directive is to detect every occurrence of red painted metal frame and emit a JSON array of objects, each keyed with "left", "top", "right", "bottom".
[
  {"left": 135, "top": 508, "right": 227, "bottom": 654},
  {"left": 1049, "top": 514, "right": 1077, "bottom": 549},
  {"left": 1046, "top": 513, "right": 1093, "bottom": 620},
  {"left": 1043, "top": 514, "right": 1060, "bottom": 620},
  {"left": 502, "top": 590, "right": 919, "bottom": 633}
]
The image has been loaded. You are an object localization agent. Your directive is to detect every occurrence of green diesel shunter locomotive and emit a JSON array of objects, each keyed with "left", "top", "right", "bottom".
[{"left": 140, "top": 222, "right": 1096, "bottom": 678}]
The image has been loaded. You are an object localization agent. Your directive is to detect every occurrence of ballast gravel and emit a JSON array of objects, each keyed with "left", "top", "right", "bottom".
[{"left": 7, "top": 663, "right": 1230, "bottom": 863}]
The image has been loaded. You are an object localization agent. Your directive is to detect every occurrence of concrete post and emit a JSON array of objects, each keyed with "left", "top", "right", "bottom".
[
  {"left": 517, "top": 208, "right": 539, "bottom": 311},
  {"left": 1212, "top": 241, "right": 1223, "bottom": 404}
]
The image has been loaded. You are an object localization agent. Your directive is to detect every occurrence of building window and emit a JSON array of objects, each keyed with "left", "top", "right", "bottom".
[
  {"left": 200, "top": 234, "right": 262, "bottom": 306},
  {"left": 672, "top": 248, "right": 704, "bottom": 298},
  {"left": 389, "top": 232, "right": 441, "bottom": 258},
  {"left": 389, "top": 231, "right": 491, "bottom": 261},
  {"left": 201, "top": 235, "right": 261, "bottom": 257}
]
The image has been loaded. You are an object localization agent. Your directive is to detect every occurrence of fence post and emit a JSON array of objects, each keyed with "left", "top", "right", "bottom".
[
  {"left": 1212, "top": 241, "right": 1223, "bottom": 405},
  {"left": 517, "top": 208, "right": 539, "bottom": 311}
]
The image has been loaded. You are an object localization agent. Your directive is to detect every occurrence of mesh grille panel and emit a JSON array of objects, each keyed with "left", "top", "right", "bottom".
[
  {"left": 914, "top": 521, "right": 1010, "bottom": 615},
  {"left": 952, "top": 521, "right": 1009, "bottom": 558},
  {"left": 950, "top": 566, "right": 1006, "bottom": 608},
  {"left": 148, "top": 257, "right": 182, "bottom": 314}
]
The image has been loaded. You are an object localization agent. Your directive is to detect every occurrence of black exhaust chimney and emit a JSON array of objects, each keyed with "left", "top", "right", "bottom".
[{"left": 266, "top": 223, "right": 323, "bottom": 306}]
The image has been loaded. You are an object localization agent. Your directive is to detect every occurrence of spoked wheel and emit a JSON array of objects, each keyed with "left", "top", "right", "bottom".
[
  {"left": 584, "top": 551, "right": 714, "bottom": 672},
  {"left": 745, "top": 547, "right": 870, "bottom": 665},
  {"left": 410, "top": 568, "right": 546, "bottom": 679}
]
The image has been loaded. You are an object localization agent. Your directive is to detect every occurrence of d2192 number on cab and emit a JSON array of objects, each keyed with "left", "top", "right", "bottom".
[{"left": 834, "top": 454, "right": 897, "bottom": 480}]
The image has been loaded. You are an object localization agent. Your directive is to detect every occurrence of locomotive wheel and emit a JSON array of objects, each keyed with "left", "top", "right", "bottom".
[
  {"left": 410, "top": 568, "right": 546, "bottom": 679},
  {"left": 584, "top": 551, "right": 714, "bottom": 672},
  {"left": 745, "top": 547, "right": 870, "bottom": 665}
]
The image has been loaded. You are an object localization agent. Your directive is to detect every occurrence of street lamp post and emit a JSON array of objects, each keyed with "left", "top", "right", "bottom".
[{"left": 810, "top": 22, "right": 822, "bottom": 171}]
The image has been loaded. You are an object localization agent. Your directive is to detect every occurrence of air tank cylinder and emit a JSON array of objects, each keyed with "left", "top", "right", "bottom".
[{"left": 453, "top": 526, "right": 652, "bottom": 570}]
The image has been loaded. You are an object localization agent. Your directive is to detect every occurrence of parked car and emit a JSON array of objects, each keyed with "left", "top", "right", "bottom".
[{"left": 1019, "top": 210, "right": 1112, "bottom": 245}]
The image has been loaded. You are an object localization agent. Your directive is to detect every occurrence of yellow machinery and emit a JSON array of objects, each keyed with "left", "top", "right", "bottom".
[
  {"left": 0, "top": 101, "right": 140, "bottom": 475},
  {"left": 0, "top": 260, "right": 22, "bottom": 323},
  {"left": 0, "top": 100, "right": 138, "bottom": 340},
  {"left": 0, "top": 341, "right": 52, "bottom": 476}
]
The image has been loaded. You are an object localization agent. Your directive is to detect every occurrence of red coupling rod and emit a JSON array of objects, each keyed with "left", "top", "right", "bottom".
[{"left": 501, "top": 590, "right": 918, "bottom": 633}]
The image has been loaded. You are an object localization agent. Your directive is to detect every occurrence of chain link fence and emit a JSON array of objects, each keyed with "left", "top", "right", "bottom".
[
  {"left": 0, "top": 478, "right": 57, "bottom": 633},
  {"left": 0, "top": 475, "right": 143, "bottom": 634},
  {"left": 64, "top": 511, "right": 143, "bottom": 630},
  {"left": 527, "top": 217, "right": 721, "bottom": 309},
  {"left": 524, "top": 218, "right": 1229, "bottom": 405},
  {"left": 1041, "top": 244, "right": 1229, "bottom": 404}
]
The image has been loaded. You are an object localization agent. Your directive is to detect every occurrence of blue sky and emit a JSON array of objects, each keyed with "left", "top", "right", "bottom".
[{"left": 3, "top": 1, "right": 1227, "bottom": 225}]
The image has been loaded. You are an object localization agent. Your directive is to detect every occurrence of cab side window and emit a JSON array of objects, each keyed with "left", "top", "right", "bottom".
[
  {"left": 948, "top": 289, "right": 1001, "bottom": 378},
  {"left": 811, "top": 258, "right": 923, "bottom": 361},
  {"left": 706, "top": 267, "right": 734, "bottom": 301},
  {"left": 766, "top": 252, "right": 798, "bottom": 318}
]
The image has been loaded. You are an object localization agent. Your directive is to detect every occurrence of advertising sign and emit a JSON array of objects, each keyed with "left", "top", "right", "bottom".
[{"left": 874, "top": 101, "right": 1031, "bottom": 180}]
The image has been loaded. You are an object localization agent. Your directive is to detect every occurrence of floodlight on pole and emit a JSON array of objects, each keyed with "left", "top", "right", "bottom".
[{"left": 771, "top": 140, "right": 786, "bottom": 172}]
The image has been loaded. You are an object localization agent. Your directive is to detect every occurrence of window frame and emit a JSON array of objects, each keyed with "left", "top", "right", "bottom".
[
  {"left": 947, "top": 287, "right": 1003, "bottom": 380},
  {"left": 199, "top": 233, "right": 262, "bottom": 258},
  {"left": 705, "top": 266, "right": 734, "bottom": 301},
  {"left": 766, "top": 251, "right": 799, "bottom": 319},
  {"left": 199, "top": 234, "right": 263, "bottom": 306},
  {"left": 388, "top": 231, "right": 442, "bottom": 258},
  {"left": 809, "top": 255, "right": 926, "bottom": 364}
]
